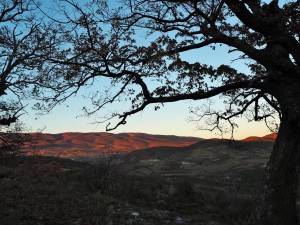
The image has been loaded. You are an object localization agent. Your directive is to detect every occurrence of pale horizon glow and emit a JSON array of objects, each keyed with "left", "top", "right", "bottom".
[{"left": 22, "top": 95, "right": 274, "bottom": 140}]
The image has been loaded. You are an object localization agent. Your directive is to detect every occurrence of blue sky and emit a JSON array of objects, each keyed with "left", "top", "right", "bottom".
[
  {"left": 20, "top": 0, "right": 277, "bottom": 139},
  {"left": 21, "top": 46, "right": 272, "bottom": 139}
]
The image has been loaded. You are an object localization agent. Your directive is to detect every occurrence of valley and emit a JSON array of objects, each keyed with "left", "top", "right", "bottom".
[{"left": 1, "top": 132, "right": 290, "bottom": 225}]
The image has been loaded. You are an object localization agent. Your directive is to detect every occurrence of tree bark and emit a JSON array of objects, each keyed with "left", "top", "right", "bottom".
[{"left": 249, "top": 113, "right": 300, "bottom": 225}]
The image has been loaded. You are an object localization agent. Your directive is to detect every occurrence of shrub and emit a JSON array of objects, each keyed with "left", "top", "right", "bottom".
[
  {"left": 0, "top": 122, "right": 37, "bottom": 159},
  {"left": 78, "top": 155, "right": 121, "bottom": 195},
  {"left": 169, "top": 179, "right": 195, "bottom": 203}
]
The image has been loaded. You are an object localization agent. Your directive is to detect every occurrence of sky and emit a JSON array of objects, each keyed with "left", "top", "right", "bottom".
[
  {"left": 20, "top": 0, "right": 278, "bottom": 140},
  {"left": 21, "top": 46, "right": 274, "bottom": 139},
  {"left": 22, "top": 96, "right": 273, "bottom": 139}
]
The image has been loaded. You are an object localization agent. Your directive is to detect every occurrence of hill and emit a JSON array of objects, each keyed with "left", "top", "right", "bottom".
[
  {"left": 1, "top": 133, "right": 280, "bottom": 225},
  {"left": 119, "top": 135, "right": 276, "bottom": 194},
  {"left": 23, "top": 132, "right": 203, "bottom": 157},
  {"left": 22, "top": 132, "right": 277, "bottom": 159},
  {"left": 122, "top": 133, "right": 276, "bottom": 163},
  {"left": 241, "top": 133, "right": 277, "bottom": 142}
]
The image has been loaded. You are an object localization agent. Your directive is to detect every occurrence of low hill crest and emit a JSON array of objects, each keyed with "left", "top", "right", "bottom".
[{"left": 22, "top": 132, "right": 276, "bottom": 158}]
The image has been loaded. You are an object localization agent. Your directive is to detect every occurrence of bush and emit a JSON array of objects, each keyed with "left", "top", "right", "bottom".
[
  {"left": 169, "top": 179, "right": 195, "bottom": 203},
  {"left": 78, "top": 155, "right": 120, "bottom": 195},
  {"left": 0, "top": 122, "right": 34, "bottom": 159}
]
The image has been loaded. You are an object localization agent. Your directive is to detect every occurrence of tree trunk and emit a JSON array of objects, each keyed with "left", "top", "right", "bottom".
[{"left": 249, "top": 116, "right": 300, "bottom": 225}]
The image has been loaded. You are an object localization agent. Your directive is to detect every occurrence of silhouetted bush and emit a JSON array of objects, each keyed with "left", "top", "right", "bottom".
[
  {"left": 0, "top": 123, "right": 39, "bottom": 160},
  {"left": 78, "top": 155, "right": 121, "bottom": 195}
]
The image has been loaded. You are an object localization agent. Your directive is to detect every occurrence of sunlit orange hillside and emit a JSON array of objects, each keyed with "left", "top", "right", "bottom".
[
  {"left": 23, "top": 132, "right": 203, "bottom": 157},
  {"left": 22, "top": 132, "right": 277, "bottom": 158},
  {"left": 241, "top": 133, "right": 277, "bottom": 142}
]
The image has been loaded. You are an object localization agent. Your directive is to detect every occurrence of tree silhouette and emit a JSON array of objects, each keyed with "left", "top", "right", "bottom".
[
  {"left": 50, "top": 1, "right": 300, "bottom": 224},
  {"left": 0, "top": 0, "right": 63, "bottom": 124},
  {"left": 0, "top": 0, "right": 64, "bottom": 156},
  {"left": 0, "top": 122, "right": 32, "bottom": 158}
]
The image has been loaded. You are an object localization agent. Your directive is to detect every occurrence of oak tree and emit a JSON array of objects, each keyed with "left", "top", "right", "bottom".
[{"left": 51, "top": 0, "right": 300, "bottom": 224}]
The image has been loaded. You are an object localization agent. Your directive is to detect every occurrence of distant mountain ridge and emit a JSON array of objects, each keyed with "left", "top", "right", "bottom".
[
  {"left": 241, "top": 133, "right": 277, "bottom": 142},
  {"left": 23, "top": 132, "right": 203, "bottom": 157},
  {"left": 23, "top": 132, "right": 276, "bottom": 158}
]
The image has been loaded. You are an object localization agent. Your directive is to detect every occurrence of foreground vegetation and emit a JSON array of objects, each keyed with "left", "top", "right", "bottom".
[{"left": 0, "top": 153, "right": 273, "bottom": 225}]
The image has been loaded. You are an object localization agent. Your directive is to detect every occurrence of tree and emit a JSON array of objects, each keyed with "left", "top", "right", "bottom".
[
  {"left": 0, "top": 0, "right": 66, "bottom": 123},
  {"left": 49, "top": 0, "right": 300, "bottom": 224},
  {"left": 0, "top": 0, "right": 64, "bottom": 156},
  {"left": 0, "top": 121, "right": 37, "bottom": 158},
  {"left": 0, "top": 0, "right": 64, "bottom": 122}
]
